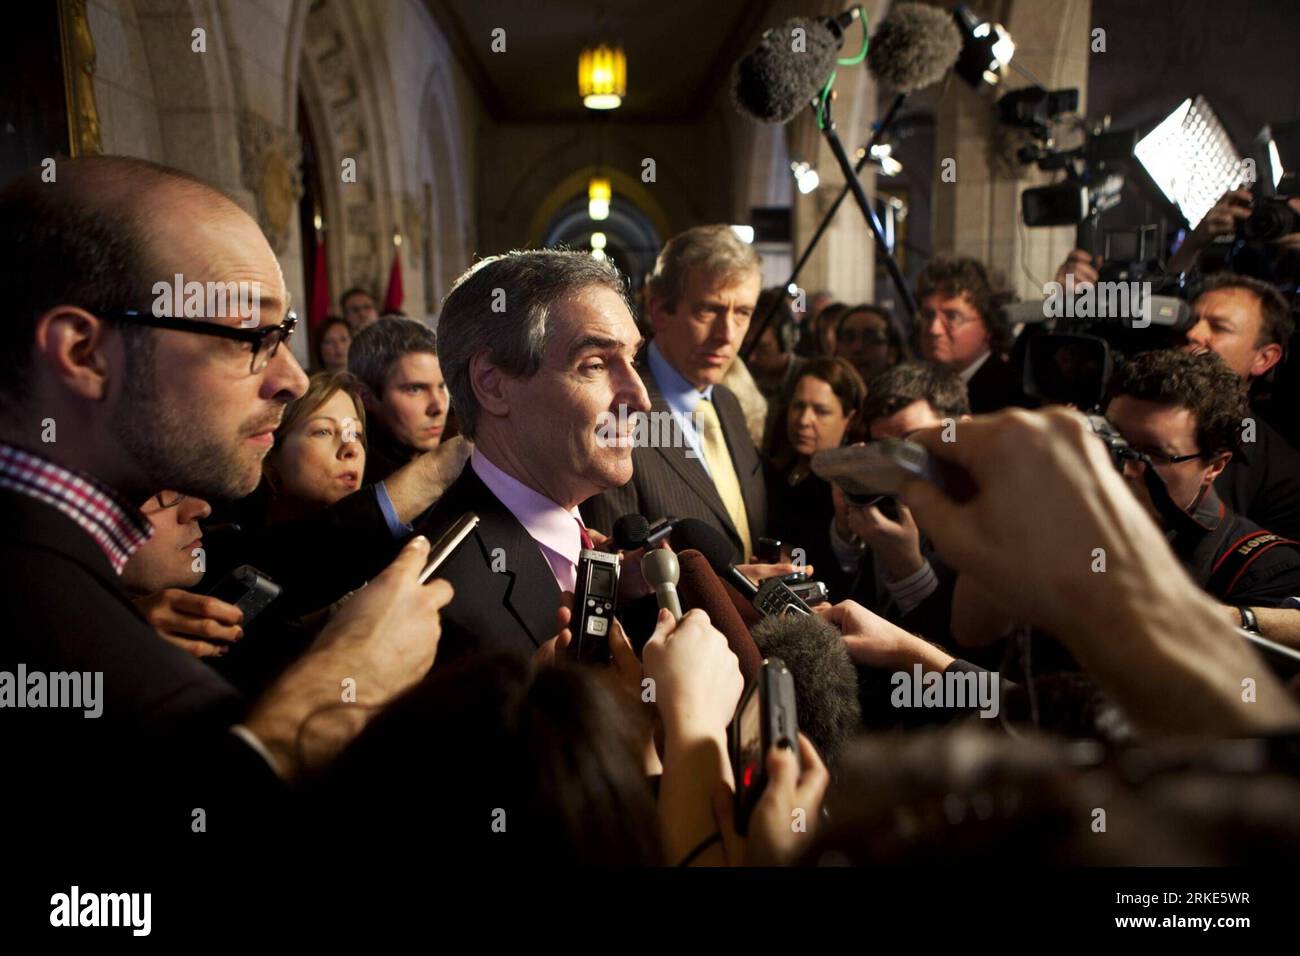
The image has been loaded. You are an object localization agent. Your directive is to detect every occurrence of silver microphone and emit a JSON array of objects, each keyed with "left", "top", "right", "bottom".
[{"left": 642, "top": 548, "right": 683, "bottom": 622}]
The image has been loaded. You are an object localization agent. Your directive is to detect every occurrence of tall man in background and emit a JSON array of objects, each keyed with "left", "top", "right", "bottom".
[{"left": 584, "top": 224, "right": 767, "bottom": 563}]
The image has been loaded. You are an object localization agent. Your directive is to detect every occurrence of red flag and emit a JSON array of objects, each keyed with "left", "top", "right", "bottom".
[
  {"left": 309, "top": 231, "right": 330, "bottom": 333},
  {"left": 383, "top": 246, "right": 404, "bottom": 314}
]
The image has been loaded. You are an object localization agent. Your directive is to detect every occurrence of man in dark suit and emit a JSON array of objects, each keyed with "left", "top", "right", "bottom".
[
  {"left": 915, "top": 257, "right": 1022, "bottom": 414},
  {"left": 583, "top": 224, "right": 767, "bottom": 564},
  {"left": 416, "top": 249, "right": 651, "bottom": 659},
  {"left": 0, "top": 156, "right": 449, "bottom": 871},
  {"left": 1182, "top": 274, "right": 1300, "bottom": 540}
]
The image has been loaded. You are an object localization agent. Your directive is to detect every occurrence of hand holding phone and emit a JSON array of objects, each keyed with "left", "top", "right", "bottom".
[
  {"left": 206, "top": 564, "right": 281, "bottom": 625},
  {"left": 729, "top": 657, "right": 800, "bottom": 835},
  {"left": 419, "top": 513, "right": 479, "bottom": 584},
  {"left": 813, "top": 438, "right": 975, "bottom": 503}
]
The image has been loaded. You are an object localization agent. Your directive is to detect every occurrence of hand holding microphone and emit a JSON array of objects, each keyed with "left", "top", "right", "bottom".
[{"left": 642, "top": 547, "right": 683, "bottom": 622}]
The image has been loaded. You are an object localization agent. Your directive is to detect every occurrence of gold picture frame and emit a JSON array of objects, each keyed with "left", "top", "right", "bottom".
[{"left": 57, "top": 0, "right": 102, "bottom": 157}]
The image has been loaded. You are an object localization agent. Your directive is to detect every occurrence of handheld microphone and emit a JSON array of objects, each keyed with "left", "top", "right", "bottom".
[
  {"left": 612, "top": 513, "right": 677, "bottom": 551},
  {"left": 675, "top": 549, "right": 763, "bottom": 682},
  {"left": 672, "top": 518, "right": 812, "bottom": 617},
  {"left": 642, "top": 547, "right": 683, "bottom": 622}
]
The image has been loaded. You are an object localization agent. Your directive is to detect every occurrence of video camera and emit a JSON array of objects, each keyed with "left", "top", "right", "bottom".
[
  {"left": 1237, "top": 122, "right": 1300, "bottom": 243},
  {"left": 999, "top": 86, "right": 1195, "bottom": 409}
]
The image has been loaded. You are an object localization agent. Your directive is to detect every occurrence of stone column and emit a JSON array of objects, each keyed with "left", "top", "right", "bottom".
[{"left": 931, "top": 0, "right": 1092, "bottom": 301}]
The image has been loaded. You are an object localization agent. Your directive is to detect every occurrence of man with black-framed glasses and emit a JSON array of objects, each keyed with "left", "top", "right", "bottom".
[
  {"left": 916, "top": 257, "right": 1024, "bottom": 415},
  {"left": 0, "top": 155, "right": 453, "bottom": 876},
  {"left": 1103, "top": 348, "right": 1300, "bottom": 606}
]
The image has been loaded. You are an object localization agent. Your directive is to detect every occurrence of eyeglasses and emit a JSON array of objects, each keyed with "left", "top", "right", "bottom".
[
  {"left": 102, "top": 310, "right": 299, "bottom": 374},
  {"left": 147, "top": 491, "right": 187, "bottom": 510},
  {"left": 1129, "top": 446, "right": 1203, "bottom": 466},
  {"left": 922, "top": 308, "right": 980, "bottom": 332}
]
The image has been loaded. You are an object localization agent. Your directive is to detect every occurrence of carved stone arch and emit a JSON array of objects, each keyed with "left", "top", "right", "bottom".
[
  {"left": 417, "top": 62, "right": 473, "bottom": 309},
  {"left": 297, "top": 0, "right": 394, "bottom": 302},
  {"left": 128, "top": 0, "right": 245, "bottom": 201},
  {"left": 497, "top": 133, "right": 683, "bottom": 249}
]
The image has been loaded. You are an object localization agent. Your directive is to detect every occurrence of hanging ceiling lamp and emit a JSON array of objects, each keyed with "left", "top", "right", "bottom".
[
  {"left": 578, "top": 43, "right": 626, "bottom": 110},
  {"left": 588, "top": 176, "right": 611, "bottom": 221}
]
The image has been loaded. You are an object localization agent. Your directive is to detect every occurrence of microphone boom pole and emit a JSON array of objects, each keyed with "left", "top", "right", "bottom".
[
  {"left": 819, "top": 91, "right": 919, "bottom": 320},
  {"left": 744, "top": 91, "right": 915, "bottom": 360}
]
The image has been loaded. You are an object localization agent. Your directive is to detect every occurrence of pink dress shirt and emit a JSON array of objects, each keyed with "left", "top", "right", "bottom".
[{"left": 471, "top": 451, "right": 590, "bottom": 592}]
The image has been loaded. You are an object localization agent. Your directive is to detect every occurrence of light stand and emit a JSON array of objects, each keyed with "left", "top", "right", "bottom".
[{"left": 744, "top": 91, "right": 916, "bottom": 360}]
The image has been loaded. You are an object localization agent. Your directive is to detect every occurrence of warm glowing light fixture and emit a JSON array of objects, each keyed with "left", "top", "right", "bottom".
[
  {"left": 590, "top": 231, "right": 607, "bottom": 250},
  {"left": 588, "top": 176, "right": 612, "bottom": 221},
  {"left": 578, "top": 44, "right": 626, "bottom": 110}
]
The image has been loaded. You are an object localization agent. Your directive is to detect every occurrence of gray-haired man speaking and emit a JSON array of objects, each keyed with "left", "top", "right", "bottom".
[{"left": 415, "top": 249, "right": 651, "bottom": 659}]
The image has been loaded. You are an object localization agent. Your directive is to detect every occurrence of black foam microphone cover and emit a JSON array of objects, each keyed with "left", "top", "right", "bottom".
[
  {"left": 867, "top": 2, "right": 964, "bottom": 93},
  {"left": 613, "top": 514, "right": 650, "bottom": 551},
  {"left": 670, "top": 517, "right": 736, "bottom": 572},
  {"left": 751, "top": 612, "right": 862, "bottom": 763},
  {"left": 732, "top": 17, "right": 842, "bottom": 124}
]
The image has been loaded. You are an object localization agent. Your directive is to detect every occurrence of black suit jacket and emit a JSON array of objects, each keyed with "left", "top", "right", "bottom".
[
  {"left": 362, "top": 416, "right": 420, "bottom": 486},
  {"left": 413, "top": 465, "right": 562, "bottom": 663},
  {"left": 0, "top": 489, "right": 281, "bottom": 864},
  {"left": 582, "top": 354, "right": 767, "bottom": 563},
  {"left": 965, "top": 352, "right": 1023, "bottom": 415},
  {"left": 1216, "top": 411, "right": 1300, "bottom": 541}
]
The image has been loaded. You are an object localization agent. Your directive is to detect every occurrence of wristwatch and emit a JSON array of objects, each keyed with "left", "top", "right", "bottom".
[{"left": 1236, "top": 606, "right": 1261, "bottom": 635}]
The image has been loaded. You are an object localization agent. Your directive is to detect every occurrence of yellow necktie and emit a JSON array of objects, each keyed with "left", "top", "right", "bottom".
[{"left": 694, "top": 395, "right": 752, "bottom": 560}]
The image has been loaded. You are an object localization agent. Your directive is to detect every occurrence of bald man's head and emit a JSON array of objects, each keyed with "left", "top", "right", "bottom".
[
  {"left": 0, "top": 155, "right": 306, "bottom": 502},
  {"left": 0, "top": 156, "right": 248, "bottom": 401}
]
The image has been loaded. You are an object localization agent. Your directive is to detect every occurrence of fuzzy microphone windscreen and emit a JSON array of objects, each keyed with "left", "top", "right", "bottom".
[
  {"left": 732, "top": 17, "right": 842, "bottom": 124},
  {"left": 752, "top": 611, "right": 862, "bottom": 765},
  {"left": 867, "top": 2, "right": 963, "bottom": 93}
]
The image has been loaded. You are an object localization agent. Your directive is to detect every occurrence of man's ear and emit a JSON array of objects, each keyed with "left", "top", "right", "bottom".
[
  {"left": 469, "top": 349, "right": 511, "bottom": 421},
  {"left": 646, "top": 294, "right": 673, "bottom": 334},
  {"left": 1205, "top": 451, "right": 1232, "bottom": 484},
  {"left": 33, "top": 307, "right": 115, "bottom": 401},
  {"left": 1250, "top": 342, "right": 1283, "bottom": 379}
]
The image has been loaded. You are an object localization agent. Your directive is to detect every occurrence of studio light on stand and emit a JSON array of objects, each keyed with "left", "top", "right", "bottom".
[
  {"left": 1134, "top": 95, "right": 1243, "bottom": 229},
  {"left": 953, "top": 4, "right": 1015, "bottom": 89}
]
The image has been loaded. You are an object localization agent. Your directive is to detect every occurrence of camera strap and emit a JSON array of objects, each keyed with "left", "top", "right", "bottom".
[{"left": 1206, "top": 530, "right": 1300, "bottom": 600}]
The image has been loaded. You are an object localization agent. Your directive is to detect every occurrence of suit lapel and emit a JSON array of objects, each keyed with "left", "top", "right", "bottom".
[{"left": 456, "top": 469, "right": 561, "bottom": 648}]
